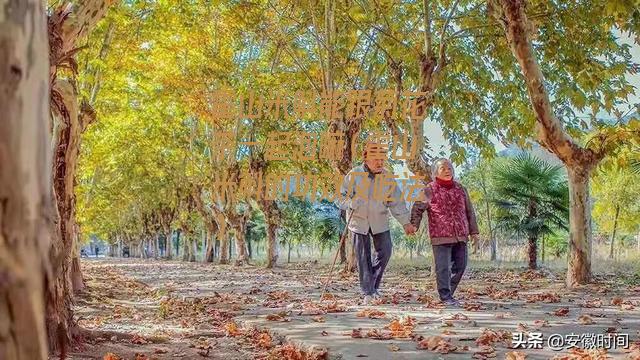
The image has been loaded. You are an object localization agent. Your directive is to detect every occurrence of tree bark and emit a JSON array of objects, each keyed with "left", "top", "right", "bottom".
[
  {"left": 231, "top": 215, "right": 249, "bottom": 266},
  {"left": 205, "top": 229, "right": 215, "bottom": 262},
  {"left": 527, "top": 235, "right": 537, "bottom": 270},
  {"left": 182, "top": 235, "right": 190, "bottom": 262},
  {"left": 0, "top": 2, "right": 52, "bottom": 356},
  {"left": 566, "top": 167, "right": 593, "bottom": 286},
  {"left": 219, "top": 233, "right": 230, "bottom": 264},
  {"left": 609, "top": 205, "right": 620, "bottom": 260},
  {"left": 166, "top": 231, "right": 172, "bottom": 259},
  {"left": 154, "top": 234, "right": 160, "bottom": 259},
  {"left": 175, "top": 230, "right": 181, "bottom": 257},
  {"left": 190, "top": 236, "right": 197, "bottom": 262},
  {"left": 71, "top": 225, "right": 85, "bottom": 292},
  {"left": 260, "top": 200, "right": 279, "bottom": 268},
  {"left": 71, "top": 252, "right": 84, "bottom": 293}
]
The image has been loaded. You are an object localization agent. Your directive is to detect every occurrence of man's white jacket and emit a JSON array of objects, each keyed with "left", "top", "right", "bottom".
[{"left": 336, "top": 164, "right": 411, "bottom": 235}]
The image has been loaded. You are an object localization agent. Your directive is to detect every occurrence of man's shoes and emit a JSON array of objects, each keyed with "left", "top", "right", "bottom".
[
  {"left": 443, "top": 298, "right": 461, "bottom": 308},
  {"left": 363, "top": 295, "right": 373, "bottom": 305},
  {"left": 373, "top": 290, "right": 382, "bottom": 299}
]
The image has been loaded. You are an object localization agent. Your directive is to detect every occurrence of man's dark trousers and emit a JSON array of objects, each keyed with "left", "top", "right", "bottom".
[
  {"left": 432, "top": 241, "right": 468, "bottom": 301},
  {"left": 354, "top": 229, "right": 392, "bottom": 296}
]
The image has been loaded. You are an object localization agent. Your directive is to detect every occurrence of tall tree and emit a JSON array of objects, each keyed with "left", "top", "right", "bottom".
[
  {"left": 47, "top": 0, "right": 114, "bottom": 351},
  {"left": 489, "top": 0, "right": 640, "bottom": 285},
  {"left": 0, "top": 0, "right": 52, "bottom": 357},
  {"left": 592, "top": 166, "right": 640, "bottom": 259}
]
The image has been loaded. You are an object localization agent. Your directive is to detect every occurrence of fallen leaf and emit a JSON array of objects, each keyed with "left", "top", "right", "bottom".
[
  {"left": 612, "top": 297, "right": 623, "bottom": 306},
  {"left": 388, "top": 344, "right": 400, "bottom": 352},
  {"left": 476, "top": 328, "right": 512, "bottom": 347},
  {"left": 554, "top": 308, "right": 570, "bottom": 316},
  {"left": 578, "top": 314, "right": 595, "bottom": 325},
  {"left": 534, "top": 319, "right": 550, "bottom": 328},
  {"left": 450, "top": 313, "right": 469, "bottom": 320},
  {"left": 103, "top": 354, "right": 120, "bottom": 360},
  {"left": 526, "top": 293, "right": 560, "bottom": 303},
  {"left": 416, "top": 336, "right": 458, "bottom": 353},
  {"left": 266, "top": 313, "right": 284, "bottom": 321},
  {"left": 256, "top": 332, "right": 272, "bottom": 349},
  {"left": 551, "top": 347, "right": 608, "bottom": 359},
  {"left": 131, "top": 334, "right": 149, "bottom": 345},
  {"left": 312, "top": 316, "right": 325, "bottom": 323},
  {"left": 473, "top": 345, "right": 497, "bottom": 359},
  {"left": 357, "top": 309, "right": 386, "bottom": 319},
  {"left": 224, "top": 322, "right": 241, "bottom": 336},
  {"left": 321, "top": 330, "right": 329, "bottom": 336},
  {"left": 351, "top": 329, "right": 363, "bottom": 338},
  {"left": 366, "top": 329, "right": 393, "bottom": 340},
  {"left": 505, "top": 350, "right": 527, "bottom": 360},
  {"left": 197, "top": 348, "right": 210, "bottom": 357},
  {"left": 582, "top": 299, "right": 603, "bottom": 308},
  {"left": 321, "top": 293, "right": 336, "bottom": 301},
  {"left": 464, "top": 302, "right": 482, "bottom": 311},
  {"left": 385, "top": 319, "right": 414, "bottom": 338}
]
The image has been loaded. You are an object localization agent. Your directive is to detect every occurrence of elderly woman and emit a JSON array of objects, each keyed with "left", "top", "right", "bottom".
[{"left": 410, "top": 158, "right": 479, "bottom": 307}]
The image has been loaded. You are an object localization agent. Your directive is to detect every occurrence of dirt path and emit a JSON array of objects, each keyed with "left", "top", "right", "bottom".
[{"left": 66, "top": 258, "right": 640, "bottom": 360}]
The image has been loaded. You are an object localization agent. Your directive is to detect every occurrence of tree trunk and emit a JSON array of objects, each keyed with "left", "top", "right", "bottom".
[
  {"left": 566, "top": 167, "right": 593, "bottom": 286},
  {"left": 288, "top": 240, "right": 292, "bottom": 263},
  {"left": 190, "top": 235, "right": 197, "bottom": 262},
  {"left": 541, "top": 235, "right": 545, "bottom": 263},
  {"left": 492, "top": 0, "right": 601, "bottom": 287},
  {"left": 182, "top": 235, "right": 190, "bottom": 261},
  {"left": 339, "top": 238, "right": 347, "bottom": 264},
  {"left": 174, "top": 230, "right": 179, "bottom": 257},
  {"left": 71, "top": 228, "right": 85, "bottom": 292},
  {"left": 214, "top": 240, "right": 220, "bottom": 260},
  {"left": 527, "top": 236, "right": 537, "bottom": 270},
  {"left": 232, "top": 219, "right": 248, "bottom": 266},
  {"left": 247, "top": 236, "right": 253, "bottom": 258},
  {"left": 205, "top": 229, "right": 215, "bottom": 262},
  {"left": 0, "top": 4, "right": 52, "bottom": 355},
  {"left": 609, "top": 205, "right": 620, "bottom": 260},
  {"left": 71, "top": 255, "right": 85, "bottom": 293},
  {"left": 154, "top": 234, "right": 160, "bottom": 259},
  {"left": 219, "top": 233, "right": 230, "bottom": 264},
  {"left": 165, "top": 229, "right": 172, "bottom": 259},
  {"left": 260, "top": 200, "right": 279, "bottom": 268}
]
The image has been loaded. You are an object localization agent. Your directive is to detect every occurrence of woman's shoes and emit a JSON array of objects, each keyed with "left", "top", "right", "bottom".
[{"left": 443, "top": 298, "right": 461, "bottom": 308}]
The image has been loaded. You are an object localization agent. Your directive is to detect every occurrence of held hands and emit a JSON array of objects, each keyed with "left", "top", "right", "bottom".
[{"left": 403, "top": 223, "right": 417, "bottom": 235}]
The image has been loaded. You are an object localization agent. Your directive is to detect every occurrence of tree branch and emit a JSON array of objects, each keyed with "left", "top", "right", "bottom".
[
  {"left": 493, "top": 0, "right": 585, "bottom": 165},
  {"left": 423, "top": 0, "right": 432, "bottom": 58}
]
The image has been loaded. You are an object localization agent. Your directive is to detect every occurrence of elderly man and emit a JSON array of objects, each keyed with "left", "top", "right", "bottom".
[
  {"left": 337, "top": 142, "right": 417, "bottom": 304},
  {"left": 410, "top": 158, "right": 479, "bottom": 307}
]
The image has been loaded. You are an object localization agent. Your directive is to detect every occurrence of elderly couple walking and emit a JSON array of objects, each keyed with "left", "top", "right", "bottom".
[{"left": 337, "top": 143, "right": 479, "bottom": 307}]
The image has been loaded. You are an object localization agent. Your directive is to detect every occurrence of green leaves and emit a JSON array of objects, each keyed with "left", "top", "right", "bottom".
[{"left": 491, "top": 154, "right": 569, "bottom": 239}]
